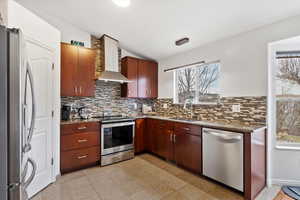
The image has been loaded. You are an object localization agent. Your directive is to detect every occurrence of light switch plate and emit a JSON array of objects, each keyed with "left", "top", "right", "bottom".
[
  {"left": 232, "top": 104, "right": 240, "bottom": 112},
  {"left": 163, "top": 104, "right": 168, "bottom": 109}
]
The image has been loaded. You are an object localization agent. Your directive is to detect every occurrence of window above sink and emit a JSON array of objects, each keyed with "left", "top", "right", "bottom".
[{"left": 173, "top": 61, "right": 221, "bottom": 105}]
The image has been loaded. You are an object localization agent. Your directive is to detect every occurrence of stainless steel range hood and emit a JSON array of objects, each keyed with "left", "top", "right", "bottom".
[
  {"left": 97, "top": 35, "right": 130, "bottom": 83},
  {"left": 98, "top": 71, "right": 130, "bottom": 83}
]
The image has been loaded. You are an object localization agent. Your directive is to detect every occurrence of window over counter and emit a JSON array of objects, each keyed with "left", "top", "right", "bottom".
[
  {"left": 276, "top": 51, "right": 300, "bottom": 144},
  {"left": 174, "top": 61, "right": 221, "bottom": 104}
]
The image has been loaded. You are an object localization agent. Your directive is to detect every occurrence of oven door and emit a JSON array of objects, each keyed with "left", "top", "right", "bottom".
[{"left": 101, "top": 121, "right": 135, "bottom": 156}]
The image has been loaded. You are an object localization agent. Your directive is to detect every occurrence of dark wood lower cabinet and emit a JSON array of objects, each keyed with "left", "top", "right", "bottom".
[
  {"left": 61, "top": 146, "right": 100, "bottom": 173},
  {"left": 60, "top": 118, "right": 266, "bottom": 200},
  {"left": 244, "top": 129, "right": 266, "bottom": 200},
  {"left": 143, "top": 118, "right": 266, "bottom": 200},
  {"left": 60, "top": 122, "right": 101, "bottom": 173},
  {"left": 135, "top": 119, "right": 146, "bottom": 153},
  {"left": 152, "top": 121, "right": 174, "bottom": 160},
  {"left": 145, "top": 119, "right": 201, "bottom": 173},
  {"left": 174, "top": 131, "right": 202, "bottom": 173}
]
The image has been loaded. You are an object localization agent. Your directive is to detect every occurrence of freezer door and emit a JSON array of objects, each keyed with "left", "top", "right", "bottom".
[
  {"left": 0, "top": 26, "right": 8, "bottom": 200},
  {"left": 8, "top": 28, "right": 22, "bottom": 200}
]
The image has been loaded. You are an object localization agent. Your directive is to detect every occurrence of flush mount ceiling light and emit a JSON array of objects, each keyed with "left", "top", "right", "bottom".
[
  {"left": 112, "top": 0, "right": 131, "bottom": 7},
  {"left": 175, "top": 37, "right": 190, "bottom": 46}
]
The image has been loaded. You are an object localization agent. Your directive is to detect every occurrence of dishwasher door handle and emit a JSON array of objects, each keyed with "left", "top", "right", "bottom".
[{"left": 205, "top": 131, "right": 242, "bottom": 143}]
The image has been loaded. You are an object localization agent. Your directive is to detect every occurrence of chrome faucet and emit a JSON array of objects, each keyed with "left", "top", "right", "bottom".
[{"left": 183, "top": 99, "right": 193, "bottom": 118}]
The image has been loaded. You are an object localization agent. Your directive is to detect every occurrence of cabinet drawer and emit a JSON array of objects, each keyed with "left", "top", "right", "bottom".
[
  {"left": 61, "top": 132, "right": 100, "bottom": 151},
  {"left": 61, "top": 146, "right": 100, "bottom": 173},
  {"left": 61, "top": 122, "right": 100, "bottom": 135},
  {"left": 151, "top": 119, "right": 173, "bottom": 129},
  {"left": 174, "top": 123, "right": 201, "bottom": 136}
]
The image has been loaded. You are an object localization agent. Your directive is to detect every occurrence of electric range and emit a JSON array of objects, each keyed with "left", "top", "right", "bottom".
[{"left": 93, "top": 115, "right": 135, "bottom": 166}]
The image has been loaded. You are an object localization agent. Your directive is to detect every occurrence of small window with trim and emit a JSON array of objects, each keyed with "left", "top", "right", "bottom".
[{"left": 173, "top": 61, "right": 221, "bottom": 104}]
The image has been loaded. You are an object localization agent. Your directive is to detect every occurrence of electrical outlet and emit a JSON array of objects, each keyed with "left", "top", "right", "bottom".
[
  {"left": 232, "top": 104, "right": 240, "bottom": 112},
  {"left": 163, "top": 104, "right": 168, "bottom": 109},
  {"left": 132, "top": 103, "right": 138, "bottom": 109}
]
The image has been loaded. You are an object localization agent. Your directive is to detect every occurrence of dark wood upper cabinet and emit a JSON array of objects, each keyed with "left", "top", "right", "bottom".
[
  {"left": 77, "top": 47, "right": 96, "bottom": 97},
  {"left": 137, "top": 59, "right": 150, "bottom": 98},
  {"left": 149, "top": 61, "right": 158, "bottom": 98},
  {"left": 121, "top": 57, "right": 158, "bottom": 98},
  {"left": 61, "top": 43, "right": 96, "bottom": 97},
  {"left": 61, "top": 43, "right": 78, "bottom": 96},
  {"left": 121, "top": 57, "right": 138, "bottom": 98}
]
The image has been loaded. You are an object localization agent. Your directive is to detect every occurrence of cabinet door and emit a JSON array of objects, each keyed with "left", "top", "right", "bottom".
[
  {"left": 151, "top": 120, "right": 173, "bottom": 159},
  {"left": 174, "top": 131, "right": 202, "bottom": 173},
  {"left": 149, "top": 61, "right": 158, "bottom": 98},
  {"left": 61, "top": 43, "right": 78, "bottom": 96},
  {"left": 138, "top": 59, "right": 152, "bottom": 98},
  {"left": 121, "top": 57, "right": 138, "bottom": 97},
  {"left": 77, "top": 47, "right": 96, "bottom": 97},
  {"left": 145, "top": 119, "right": 154, "bottom": 152},
  {"left": 135, "top": 119, "right": 146, "bottom": 153},
  {"left": 152, "top": 128, "right": 169, "bottom": 159}
]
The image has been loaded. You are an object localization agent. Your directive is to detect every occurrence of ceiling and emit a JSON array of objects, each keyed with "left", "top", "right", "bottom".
[{"left": 15, "top": 0, "right": 300, "bottom": 60}]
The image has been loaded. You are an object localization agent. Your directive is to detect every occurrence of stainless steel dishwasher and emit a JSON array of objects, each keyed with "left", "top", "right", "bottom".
[{"left": 202, "top": 128, "right": 244, "bottom": 192}]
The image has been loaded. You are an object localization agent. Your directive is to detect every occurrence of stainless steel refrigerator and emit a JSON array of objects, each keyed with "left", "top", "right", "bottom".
[{"left": 0, "top": 25, "right": 37, "bottom": 200}]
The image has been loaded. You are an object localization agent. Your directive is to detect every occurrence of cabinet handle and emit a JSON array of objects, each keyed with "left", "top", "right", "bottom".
[
  {"left": 77, "top": 155, "right": 88, "bottom": 159},
  {"left": 183, "top": 127, "right": 190, "bottom": 131},
  {"left": 174, "top": 134, "right": 176, "bottom": 143},
  {"left": 77, "top": 126, "right": 87, "bottom": 130},
  {"left": 170, "top": 134, "right": 173, "bottom": 142},
  {"left": 78, "top": 139, "right": 88, "bottom": 143},
  {"left": 75, "top": 86, "right": 78, "bottom": 94},
  {"left": 79, "top": 86, "right": 82, "bottom": 94}
]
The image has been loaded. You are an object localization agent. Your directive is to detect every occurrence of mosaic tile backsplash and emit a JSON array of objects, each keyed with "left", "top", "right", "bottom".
[
  {"left": 153, "top": 97, "right": 267, "bottom": 126},
  {"left": 61, "top": 81, "right": 153, "bottom": 118},
  {"left": 62, "top": 81, "right": 266, "bottom": 126}
]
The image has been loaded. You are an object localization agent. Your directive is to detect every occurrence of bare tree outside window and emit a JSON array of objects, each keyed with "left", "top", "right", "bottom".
[
  {"left": 276, "top": 52, "right": 300, "bottom": 143},
  {"left": 174, "top": 62, "right": 220, "bottom": 104},
  {"left": 197, "top": 63, "right": 220, "bottom": 103},
  {"left": 176, "top": 67, "right": 197, "bottom": 103}
]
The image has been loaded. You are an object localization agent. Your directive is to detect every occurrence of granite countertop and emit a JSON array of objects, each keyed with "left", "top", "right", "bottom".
[
  {"left": 61, "top": 115, "right": 266, "bottom": 133},
  {"left": 140, "top": 116, "right": 266, "bottom": 133},
  {"left": 61, "top": 118, "right": 102, "bottom": 125}
]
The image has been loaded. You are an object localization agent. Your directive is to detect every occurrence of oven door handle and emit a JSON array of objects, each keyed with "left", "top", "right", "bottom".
[{"left": 102, "top": 122, "right": 135, "bottom": 128}]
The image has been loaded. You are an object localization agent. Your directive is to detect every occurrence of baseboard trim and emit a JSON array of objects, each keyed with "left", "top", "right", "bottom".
[{"left": 272, "top": 179, "right": 300, "bottom": 186}]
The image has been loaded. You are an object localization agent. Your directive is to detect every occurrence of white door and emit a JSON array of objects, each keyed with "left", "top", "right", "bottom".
[{"left": 25, "top": 38, "right": 54, "bottom": 198}]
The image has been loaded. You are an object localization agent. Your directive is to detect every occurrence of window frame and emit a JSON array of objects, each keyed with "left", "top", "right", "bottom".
[{"left": 173, "top": 61, "right": 221, "bottom": 105}]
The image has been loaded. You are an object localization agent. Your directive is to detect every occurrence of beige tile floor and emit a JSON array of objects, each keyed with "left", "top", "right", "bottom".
[{"left": 31, "top": 154, "right": 280, "bottom": 200}]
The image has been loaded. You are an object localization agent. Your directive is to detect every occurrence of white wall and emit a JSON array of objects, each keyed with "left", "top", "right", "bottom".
[
  {"left": 158, "top": 14, "right": 300, "bottom": 98},
  {"left": 27, "top": 10, "right": 91, "bottom": 48},
  {"left": 0, "top": 0, "right": 7, "bottom": 25},
  {"left": 122, "top": 49, "right": 144, "bottom": 59},
  {"left": 158, "top": 15, "right": 300, "bottom": 186},
  {"left": 268, "top": 41, "right": 300, "bottom": 186},
  {"left": 8, "top": 0, "right": 61, "bottom": 179}
]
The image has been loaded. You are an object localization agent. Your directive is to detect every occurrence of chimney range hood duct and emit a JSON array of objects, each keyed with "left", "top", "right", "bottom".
[{"left": 97, "top": 35, "right": 130, "bottom": 83}]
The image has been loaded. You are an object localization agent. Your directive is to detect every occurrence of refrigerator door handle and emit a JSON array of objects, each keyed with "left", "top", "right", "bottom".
[
  {"left": 23, "top": 158, "right": 36, "bottom": 189},
  {"left": 23, "top": 61, "right": 36, "bottom": 152}
]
